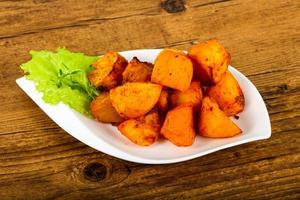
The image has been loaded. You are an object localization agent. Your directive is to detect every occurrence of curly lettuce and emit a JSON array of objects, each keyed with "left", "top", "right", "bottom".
[{"left": 20, "top": 48, "right": 99, "bottom": 117}]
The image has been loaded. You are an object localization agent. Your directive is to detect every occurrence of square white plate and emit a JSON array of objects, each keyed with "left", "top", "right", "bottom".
[{"left": 16, "top": 49, "right": 271, "bottom": 164}]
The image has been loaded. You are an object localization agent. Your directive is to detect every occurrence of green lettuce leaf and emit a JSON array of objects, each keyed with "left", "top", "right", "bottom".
[{"left": 20, "top": 48, "right": 99, "bottom": 117}]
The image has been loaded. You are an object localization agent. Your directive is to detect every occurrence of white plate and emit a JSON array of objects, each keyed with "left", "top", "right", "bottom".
[{"left": 16, "top": 49, "right": 271, "bottom": 164}]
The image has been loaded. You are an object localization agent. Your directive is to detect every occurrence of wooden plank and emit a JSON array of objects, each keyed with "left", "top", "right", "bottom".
[
  {"left": 0, "top": 0, "right": 299, "bottom": 199},
  {"left": 0, "top": 0, "right": 240, "bottom": 39}
]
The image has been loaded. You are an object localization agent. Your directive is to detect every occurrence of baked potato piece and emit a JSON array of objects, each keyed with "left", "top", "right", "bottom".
[
  {"left": 88, "top": 51, "right": 127, "bottom": 89},
  {"left": 188, "top": 40, "right": 230, "bottom": 85},
  {"left": 118, "top": 111, "right": 160, "bottom": 146},
  {"left": 90, "top": 92, "right": 123, "bottom": 123},
  {"left": 170, "top": 81, "right": 203, "bottom": 111},
  {"left": 156, "top": 89, "right": 169, "bottom": 112},
  {"left": 161, "top": 104, "right": 195, "bottom": 146},
  {"left": 207, "top": 71, "right": 244, "bottom": 116},
  {"left": 110, "top": 82, "right": 162, "bottom": 119},
  {"left": 151, "top": 49, "right": 193, "bottom": 91},
  {"left": 122, "top": 57, "right": 153, "bottom": 83},
  {"left": 198, "top": 97, "right": 242, "bottom": 138}
]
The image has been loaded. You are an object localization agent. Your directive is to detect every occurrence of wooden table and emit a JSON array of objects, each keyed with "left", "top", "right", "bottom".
[{"left": 1, "top": 0, "right": 299, "bottom": 199}]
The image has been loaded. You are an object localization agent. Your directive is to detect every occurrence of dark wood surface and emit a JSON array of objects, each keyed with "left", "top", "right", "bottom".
[{"left": 0, "top": 0, "right": 300, "bottom": 199}]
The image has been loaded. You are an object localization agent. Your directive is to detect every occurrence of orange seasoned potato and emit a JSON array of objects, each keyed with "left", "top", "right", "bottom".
[
  {"left": 122, "top": 57, "right": 153, "bottom": 83},
  {"left": 151, "top": 49, "right": 193, "bottom": 91},
  {"left": 170, "top": 81, "right": 203, "bottom": 111},
  {"left": 118, "top": 111, "right": 160, "bottom": 146},
  {"left": 188, "top": 40, "right": 230, "bottom": 85},
  {"left": 207, "top": 71, "right": 245, "bottom": 116},
  {"left": 110, "top": 82, "right": 162, "bottom": 119},
  {"left": 89, "top": 41, "right": 245, "bottom": 146},
  {"left": 198, "top": 97, "right": 242, "bottom": 138},
  {"left": 90, "top": 92, "right": 123, "bottom": 123},
  {"left": 88, "top": 51, "right": 127, "bottom": 89},
  {"left": 161, "top": 104, "right": 195, "bottom": 146},
  {"left": 156, "top": 89, "right": 170, "bottom": 112}
]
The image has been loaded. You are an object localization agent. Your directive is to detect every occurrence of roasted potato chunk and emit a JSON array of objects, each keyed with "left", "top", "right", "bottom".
[
  {"left": 207, "top": 71, "right": 244, "bottom": 116},
  {"left": 90, "top": 92, "right": 123, "bottom": 123},
  {"left": 156, "top": 89, "right": 170, "bottom": 112},
  {"left": 170, "top": 81, "right": 203, "bottom": 111},
  {"left": 188, "top": 40, "right": 230, "bottom": 85},
  {"left": 88, "top": 51, "right": 127, "bottom": 89},
  {"left": 161, "top": 104, "right": 195, "bottom": 146},
  {"left": 198, "top": 97, "right": 242, "bottom": 138},
  {"left": 110, "top": 82, "right": 162, "bottom": 119},
  {"left": 151, "top": 49, "right": 193, "bottom": 91},
  {"left": 118, "top": 111, "right": 160, "bottom": 146},
  {"left": 122, "top": 57, "right": 153, "bottom": 83}
]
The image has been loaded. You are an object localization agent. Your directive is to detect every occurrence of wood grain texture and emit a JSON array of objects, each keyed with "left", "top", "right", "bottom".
[{"left": 0, "top": 0, "right": 300, "bottom": 199}]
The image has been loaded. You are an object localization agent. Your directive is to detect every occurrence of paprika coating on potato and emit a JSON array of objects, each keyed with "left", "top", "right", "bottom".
[
  {"left": 90, "top": 92, "right": 123, "bottom": 123},
  {"left": 151, "top": 49, "right": 193, "bottom": 91},
  {"left": 198, "top": 97, "right": 242, "bottom": 138},
  {"left": 156, "top": 89, "right": 170, "bottom": 113},
  {"left": 88, "top": 51, "right": 127, "bottom": 89},
  {"left": 170, "top": 81, "right": 203, "bottom": 111},
  {"left": 207, "top": 71, "right": 245, "bottom": 116},
  {"left": 110, "top": 82, "right": 162, "bottom": 119},
  {"left": 118, "top": 111, "right": 160, "bottom": 146},
  {"left": 122, "top": 57, "right": 153, "bottom": 83},
  {"left": 161, "top": 104, "right": 195, "bottom": 146},
  {"left": 188, "top": 40, "right": 230, "bottom": 85}
]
